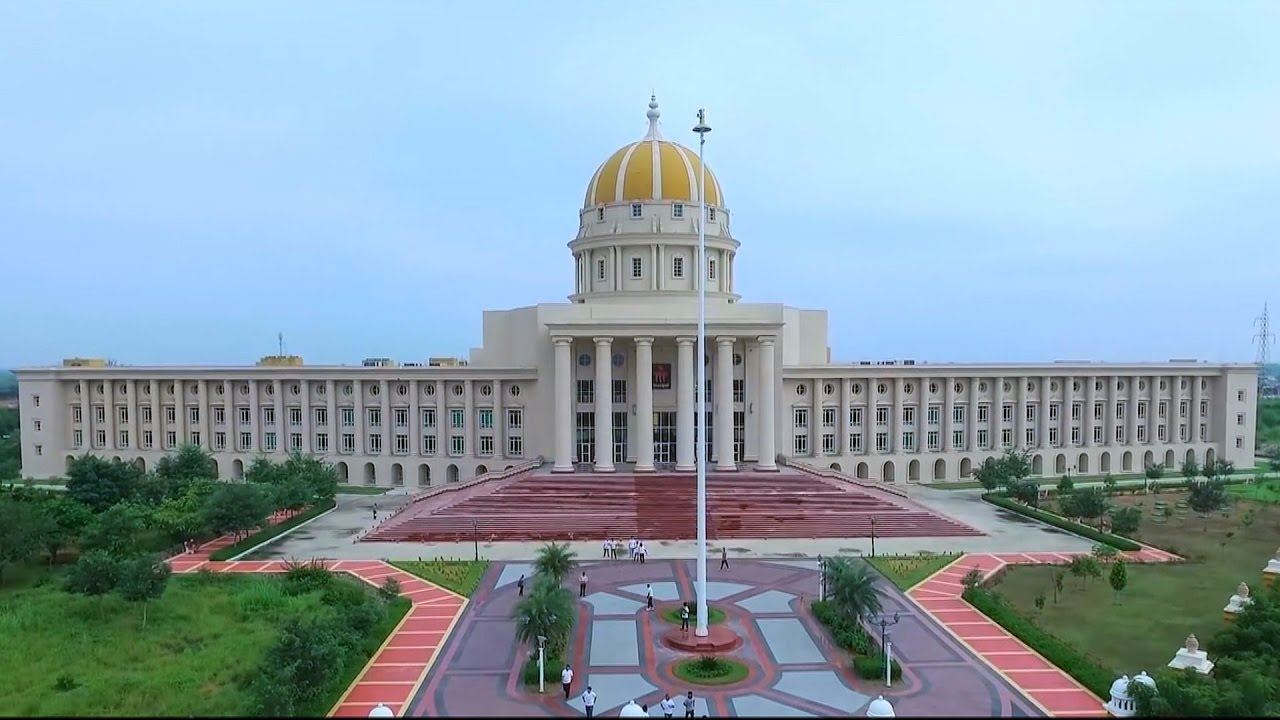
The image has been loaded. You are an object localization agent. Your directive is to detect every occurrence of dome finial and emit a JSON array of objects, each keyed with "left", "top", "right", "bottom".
[{"left": 644, "top": 94, "right": 664, "bottom": 140}]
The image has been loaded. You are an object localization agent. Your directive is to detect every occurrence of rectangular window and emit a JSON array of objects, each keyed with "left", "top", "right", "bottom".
[
  {"left": 189, "top": 407, "right": 200, "bottom": 425},
  {"left": 1115, "top": 426, "right": 1124, "bottom": 443},
  {"left": 342, "top": 433, "right": 355, "bottom": 453},
  {"left": 733, "top": 379, "right": 744, "bottom": 403},
  {"left": 850, "top": 434, "right": 864, "bottom": 453},
  {"left": 1237, "top": 436, "right": 1244, "bottom": 449},
  {"left": 596, "top": 206, "right": 604, "bottom": 221},
  {"left": 708, "top": 207, "right": 716, "bottom": 221},
  {"left": 478, "top": 409, "right": 493, "bottom": 429},
  {"left": 93, "top": 429, "right": 105, "bottom": 448},
  {"left": 32, "top": 395, "right": 40, "bottom": 407},
  {"left": 1025, "top": 428, "right": 1035, "bottom": 446},
  {"left": 1179, "top": 400, "right": 1188, "bottom": 418},
  {"left": 631, "top": 257, "right": 642, "bottom": 278},
  {"left": 214, "top": 431, "right": 226, "bottom": 450},
  {"left": 977, "top": 429, "right": 989, "bottom": 449},
  {"left": 117, "top": 430, "right": 130, "bottom": 448},
  {"left": 95, "top": 405, "right": 106, "bottom": 424},
  {"left": 1002, "top": 404, "right": 1013, "bottom": 423},
  {"left": 166, "top": 430, "right": 177, "bottom": 449},
  {"left": 1137, "top": 401, "right": 1146, "bottom": 419},
  {"left": 1026, "top": 405, "right": 1036, "bottom": 422},
  {"left": 238, "top": 431, "right": 251, "bottom": 450},
  {"left": 450, "top": 436, "right": 465, "bottom": 455},
  {"left": 33, "top": 419, "right": 42, "bottom": 432},
  {"left": 1094, "top": 426, "right": 1104, "bottom": 444},
  {"left": 927, "top": 430, "right": 939, "bottom": 450},
  {"left": 977, "top": 404, "right": 989, "bottom": 422},
  {"left": 214, "top": 407, "right": 225, "bottom": 425},
  {"left": 368, "top": 408, "right": 381, "bottom": 428},
  {"left": 508, "top": 435, "right": 524, "bottom": 456},
  {"left": 708, "top": 259, "right": 716, "bottom": 280},
  {"left": 794, "top": 407, "right": 809, "bottom": 429},
  {"left": 927, "top": 405, "right": 940, "bottom": 426},
  {"left": 1158, "top": 424, "right": 1166, "bottom": 441},
  {"left": 1094, "top": 402, "right": 1104, "bottom": 420},
  {"left": 1200, "top": 400, "right": 1208, "bottom": 417},
  {"left": 1071, "top": 426, "right": 1081, "bottom": 445},
  {"left": 316, "top": 432, "right": 329, "bottom": 452},
  {"left": 1237, "top": 389, "right": 1246, "bottom": 402},
  {"left": 1158, "top": 401, "right": 1167, "bottom": 419},
  {"left": 952, "top": 430, "right": 964, "bottom": 449},
  {"left": 875, "top": 432, "right": 889, "bottom": 452},
  {"left": 314, "top": 408, "right": 328, "bottom": 426},
  {"left": 672, "top": 203, "right": 684, "bottom": 218},
  {"left": 422, "top": 434, "right": 436, "bottom": 455},
  {"left": 794, "top": 432, "right": 808, "bottom": 455},
  {"left": 117, "top": 406, "right": 129, "bottom": 423},
  {"left": 1049, "top": 427, "right": 1059, "bottom": 446},
  {"left": 186, "top": 430, "right": 198, "bottom": 446},
  {"left": 389, "top": 408, "right": 405, "bottom": 428},
  {"left": 422, "top": 408, "right": 436, "bottom": 428},
  {"left": 952, "top": 405, "right": 965, "bottom": 424},
  {"left": 612, "top": 379, "right": 627, "bottom": 404},
  {"left": 73, "top": 429, "right": 83, "bottom": 447},
  {"left": 290, "top": 407, "right": 302, "bottom": 426},
  {"left": 144, "top": 430, "right": 155, "bottom": 449},
  {"left": 1001, "top": 428, "right": 1013, "bottom": 448},
  {"left": 451, "top": 409, "right": 465, "bottom": 429},
  {"left": 290, "top": 432, "right": 302, "bottom": 450},
  {"left": 1115, "top": 402, "right": 1125, "bottom": 420},
  {"left": 479, "top": 435, "right": 494, "bottom": 456},
  {"left": 1071, "top": 402, "right": 1082, "bottom": 421},
  {"left": 822, "top": 408, "right": 836, "bottom": 427},
  {"left": 672, "top": 256, "right": 684, "bottom": 278},
  {"left": 875, "top": 407, "right": 889, "bottom": 426},
  {"left": 1049, "top": 403, "right": 1060, "bottom": 421},
  {"left": 341, "top": 408, "right": 355, "bottom": 427},
  {"left": 631, "top": 202, "right": 642, "bottom": 218},
  {"left": 577, "top": 380, "right": 594, "bottom": 404},
  {"left": 598, "top": 259, "right": 606, "bottom": 280},
  {"left": 850, "top": 407, "right": 863, "bottom": 426},
  {"left": 507, "top": 408, "right": 522, "bottom": 429},
  {"left": 239, "top": 407, "right": 251, "bottom": 425},
  {"left": 1200, "top": 424, "right": 1207, "bottom": 442},
  {"left": 903, "top": 406, "right": 915, "bottom": 424},
  {"left": 368, "top": 433, "right": 381, "bottom": 453},
  {"left": 1237, "top": 412, "right": 1245, "bottom": 426},
  {"left": 822, "top": 433, "right": 836, "bottom": 454},
  {"left": 264, "top": 432, "right": 277, "bottom": 451},
  {"left": 395, "top": 433, "right": 409, "bottom": 454},
  {"left": 73, "top": 406, "right": 82, "bottom": 423},
  {"left": 262, "top": 407, "right": 275, "bottom": 426},
  {"left": 1136, "top": 425, "right": 1146, "bottom": 443}
]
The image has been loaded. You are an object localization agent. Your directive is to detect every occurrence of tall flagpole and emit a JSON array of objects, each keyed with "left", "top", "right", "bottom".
[{"left": 693, "top": 108, "right": 711, "bottom": 638}]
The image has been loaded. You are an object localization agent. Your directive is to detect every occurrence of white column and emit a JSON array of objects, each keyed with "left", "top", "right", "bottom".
[
  {"left": 79, "top": 381, "right": 91, "bottom": 451},
  {"left": 991, "top": 376, "right": 1004, "bottom": 452},
  {"left": 272, "top": 379, "right": 284, "bottom": 454},
  {"left": 838, "top": 376, "right": 851, "bottom": 457},
  {"left": 1016, "top": 377, "right": 1028, "bottom": 450},
  {"left": 352, "top": 379, "right": 364, "bottom": 457},
  {"left": 918, "top": 376, "right": 929, "bottom": 454},
  {"left": 634, "top": 337, "right": 655, "bottom": 472},
  {"left": 127, "top": 380, "right": 139, "bottom": 452},
  {"left": 1085, "top": 375, "right": 1097, "bottom": 449},
  {"left": 1171, "top": 375, "right": 1184, "bottom": 446},
  {"left": 248, "top": 379, "right": 260, "bottom": 452},
  {"left": 593, "top": 337, "right": 615, "bottom": 472},
  {"left": 676, "top": 336, "right": 696, "bottom": 471},
  {"left": 1147, "top": 375, "right": 1158, "bottom": 450},
  {"left": 463, "top": 379, "right": 475, "bottom": 460},
  {"left": 1104, "top": 376, "right": 1116, "bottom": 448},
  {"left": 223, "top": 380, "right": 234, "bottom": 459},
  {"left": 104, "top": 380, "right": 116, "bottom": 449},
  {"left": 1127, "top": 375, "right": 1139, "bottom": 448},
  {"left": 150, "top": 379, "right": 162, "bottom": 452},
  {"left": 1191, "top": 375, "right": 1203, "bottom": 447},
  {"left": 757, "top": 336, "right": 777, "bottom": 470},
  {"left": 380, "top": 379, "right": 392, "bottom": 459},
  {"left": 325, "top": 379, "right": 337, "bottom": 457},
  {"left": 300, "top": 380, "right": 312, "bottom": 454},
  {"left": 942, "top": 377, "right": 954, "bottom": 452},
  {"left": 198, "top": 380, "right": 211, "bottom": 450},
  {"left": 715, "top": 336, "right": 736, "bottom": 471},
  {"left": 408, "top": 380, "right": 420, "bottom": 458},
  {"left": 174, "top": 380, "right": 186, "bottom": 449},
  {"left": 494, "top": 379, "right": 504, "bottom": 459},
  {"left": 553, "top": 337, "right": 574, "bottom": 472},
  {"left": 435, "top": 380, "right": 447, "bottom": 460},
  {"left": 891, "top": 377, "right": 904, "bottom": 454},
  {"left": 1040, "top": 376, "right": 1051, "bottom": 451},
  {"left": 811, "top": 377, "right": 821, "bottom": 457}
]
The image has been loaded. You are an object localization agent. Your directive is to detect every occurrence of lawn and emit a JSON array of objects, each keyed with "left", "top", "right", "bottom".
[
  {"left": 991, "top": 491, "right": 1280, "bottom": 673},
  {"left": 866, "top": 553, "right": 960, "bottom": 590},
  {"left": 1229, "top": 481, "right": 1280, "bottom": 504},
  {"left": 335, "top": 484, "right": 390, "bottom": 495},
  {"left": 0, "top": 569, "right": 403, "bottom": 716},
  {"left": 659, "top": 604, "right": 727, "bottom": 626},
  {"left": 391, "top": 559, "right": 489, "bottom": 597}
]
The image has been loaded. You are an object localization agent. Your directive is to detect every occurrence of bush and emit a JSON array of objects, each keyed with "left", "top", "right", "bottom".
[
  {"left": 852, "top": 654, "right": 902, "bottom": 681},
  {"left": 53, "top": 673, "right": 77, "bottom": 693},
  {"left": 63, "top": 550, "right": 119, "bottom": 596},
  {"left": 983, "top": 493, "right": 1140, "bottom": 550},
  {"left": 964, "top": 586, "right": 1114, "bottom": 698},
  {"left": 282, "top": 560, "right": 334, "bottom": 596},
  {"left": 811, "top": 600, "right": 873, "bottom": 655},
  {"left": 378, "top": 577, "right": 401, "bottom": 602},
  {"left": 521, "top": 651, "right": 565, "bottom": 686}
]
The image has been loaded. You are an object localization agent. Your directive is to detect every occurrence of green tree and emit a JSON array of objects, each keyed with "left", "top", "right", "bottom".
[
  {"left": 1067, "top": 487, "right": 1109, "bottom": 527},
  {"left": 1052, "top": 570, "right": 1065, "bottom": 603},
  {"left": 1181, "top": 458, "right": 1200, "bottom": 484},
  {"left": 1110, "top": 506, "right": 1142, "bottom": 535},
  {"left": 1188, "top": 479, "right": 1227, "bottom": 528},
  {"left": 1082, "top": 556, "right": 1103, "bottom": 584},
  {"left": 1068, "top": 556, "right": 1090, "bottom": 588},
  {"left": 512, "top": 575, "right": 575, "bottom": 657},
  {"left": 1091, "top": 543, "right": 1118, "bottom": 564},
  {"left": 33, "top": 496, "right": 93, "bottom": 565},
  {"left": 974, "top": 456, "right": 1006, "bottom": 492},
  {"left": 1102, "top": 473, "right": 1117, "bottom": 493},
  {"left": 824, "top": 557, "right": 883, "bottom": 622},
  {"left": 533, "top": 542, "right": 577, "bottom": 587},
  {"left": 283, "top": 452, "right": 339, "bottom": 503},
  {"left": 1109, "top": 561, "right": 1127, "bottom": 604},
  {"left": 1008, "top": 478, "right": 1041, "bottom": 507},
  {"left": 250, "top": 615, "right": 356, "bottom": 716},
  {"left": 66, "top": 455, "right": 143, "bottom": 511},
  {"left": 1034, "top": 590, "right": 1046, "bottom": 614},
  {"left": 116, "top": 553, "right": 171, "bottom": 627},
  {"left": 1056, "top": 475, "right": 1075, "bottom": 494},
  {"left": 0, "top": 497, "right": 39, "bottom": 584},
  {"left": 63, "top": 549, "right": 120, "bottom": 597},
  {"left": 961, "top": 568, "right": 984, "bottom": 590},
  {"left": 81, "top": 502, "right": 152, "bottom": 555},
  {"left": 1145, "top": 463, "right": 1165, "bottom": 481},
  {"left": 154, "top": 444, "right": 218, "bottom": 498},
  {"left": 1003, "top": 448, "right": 1033, "bottom": 484},
  {"left": 151, "top": 478, "right": 218, "bottom": 543},
  {"left": 202, "top": 482, "right": 271, "bottom": 539}
]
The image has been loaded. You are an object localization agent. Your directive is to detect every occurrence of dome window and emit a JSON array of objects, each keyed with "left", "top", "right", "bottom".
[
  {"left": 708, "top": 259, "right": 716, "bottom": 280},
  {"left": 672, "top": 203, "right": 684, "bottom": 219},
  {"left": 597, "top": 259, "right": 606, "bottom": 280},
  {"left": 707, "top": 207, "right": 716, "bottom": 221},
  {"left": 596, "top": 207, "right": 604, "bottom": 222},
  {"left": 630, "top": 203, "right": 642, "bottom": 218},
  {"left": 672, "top": 256, "right": 684, "bottom": 278},
  {"left": 631, "top": 257, "right": 642, "bottom": 278}
]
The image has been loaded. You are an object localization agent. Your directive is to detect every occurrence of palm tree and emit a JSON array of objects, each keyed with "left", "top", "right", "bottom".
[
  {"left": 533, "top": 541, "right": 577, "bottom": 586},
  {"left": 513, "top": 576, "right": 575, "bottom": 656},
  {"left": 826, "top": 557, "right": 883, "bottom": 621}
]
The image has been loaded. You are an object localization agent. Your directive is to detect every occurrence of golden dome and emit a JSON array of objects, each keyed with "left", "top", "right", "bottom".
[{"left": 584, "top": 97, "right": 723, "bottom": 209}]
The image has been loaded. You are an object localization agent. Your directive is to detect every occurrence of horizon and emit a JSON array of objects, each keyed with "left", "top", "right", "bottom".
[{"left": 3, "top": 2, "right": 1278, "bottom": 368}]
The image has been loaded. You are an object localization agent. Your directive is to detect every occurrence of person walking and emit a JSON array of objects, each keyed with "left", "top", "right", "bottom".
[
  {"left": 517, "top": 573, "right": 525, "bottom": 597},
  {"left": 638, "top": 542, "right": 647, "bottom": 564},
  {"left": 581, "top": 686, "right": 597, "bottom": 718},
  {"left": 660, "top": 693, "right": 677, "bottom": 718},
  {"left": 561, "top": 664, "right": 574, "bottom": 700},
  {"left": 613, "top": 538, "right": 623, "bottom": 560},
  {"left": 579, "top": 570, "right": 588, "bottom": 598},
  {"left": 683, "top": 690, "right": 697, "bottom": 718},
  {"left": 603, "top": 538, "right": 612, "bottom": 559},
  {"left": 645, "top": 583, "right": 654, "bottom": 611},
  {"left": 628, "top": 537, "right": 637, "bottom": 562},
  {"left": 680, "top": 602, "right": 690, "bottom": 633},
  {"left": 720, "top": 545, "right": 729, "bottom": 570}
]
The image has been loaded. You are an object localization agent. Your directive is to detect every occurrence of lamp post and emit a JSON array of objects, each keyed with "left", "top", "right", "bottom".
[
  {"left": 865, "top": 611, "right": 901, "bottom": 687},
  {"left": 692, "top": 107, "right": 711, "bottom": 638},
  {"left": 537, "top": 634, "right": 547, "bottom": 694},
  {"left": 472, "top": 519, "right": 479, "bottom": 562},
  {"left": 818, "top": 554, "right": 827, "bottom": 601},
  {"left": 869, "top": 516, "right": 877, "bottom": 558}
]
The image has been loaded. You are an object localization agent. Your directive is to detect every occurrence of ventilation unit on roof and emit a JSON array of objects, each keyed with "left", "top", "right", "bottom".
[{"left": 362, "top": 358, "right": 397, "bottom": 367}]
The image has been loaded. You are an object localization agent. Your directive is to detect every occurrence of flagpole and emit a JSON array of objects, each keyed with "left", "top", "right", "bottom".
[{"left": 693, "top": 108, "right": 711, "bottom": 638}]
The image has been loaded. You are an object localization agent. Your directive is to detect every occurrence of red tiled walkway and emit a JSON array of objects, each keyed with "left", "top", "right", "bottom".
[{"left": 907, "top": 549, "right": 1179, "bottom": 717}]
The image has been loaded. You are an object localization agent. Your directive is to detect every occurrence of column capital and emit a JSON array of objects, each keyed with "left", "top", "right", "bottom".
[
  {"left": 675, "top": 336, "right": 696, "bottom": 346},
  {"left": 592, "top": 336, "right": 614, "bottom": 346},
  {"left": 552, "top": 336, "right": 573, "bottom": 347},
  {"left": 715, "top": 336, "right": 736, "bottom": 347},
  {"left": 756, "top": 335, "right": 777, "bottom": 346},
  {"left": 633, "top": 336, "right": 655, "bottom": 346}
]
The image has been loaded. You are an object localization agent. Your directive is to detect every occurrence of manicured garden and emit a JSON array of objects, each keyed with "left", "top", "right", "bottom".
[
  {"left": 865, "top": 553, "right": 960, "bottom": 590},
  {"left": 659, "top": 603, "right": 726, "bottom": 626},
  {"left": 391, "top": 559, "right": 489, "bottom": 598},
  {"left": 809, "top": 558, "right": 901, "bottom": 682},
  {"left": 335, "top": 484, "right": 390, "bottom": 495},
  {"left": 671, "top": 655, "right": 749, "bottom": 685}
]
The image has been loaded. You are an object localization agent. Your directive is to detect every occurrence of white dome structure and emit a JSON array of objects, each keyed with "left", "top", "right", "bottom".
[
  {"left": 1105, "top": 672, "right": 1156, "bottom": 718},
  {"left": 619, "top": 700, "right": 648, "bottom": 718},
  {"left": 367, "top": 703, "right": 395, "bottom": 718},
  {"left": 866, "top": 695, "right": 895, "bottom": 718}
]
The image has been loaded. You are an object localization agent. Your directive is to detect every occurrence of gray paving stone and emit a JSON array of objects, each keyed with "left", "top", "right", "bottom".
[
  {"left": 494, "top": 562, "right": 533, "bottom": 588},
  {"left": 731, "top": 694, "right": 816, "bottom": 717},
  {"left": 583, "top": 592, "right": 645, "bottom": 615},
  {"left": 565, "top": 672, "right": 656, "bottom": 715},
  {"left": 757, "top": 617, "right": 825, "bottom": 664},
  {"left": 705, "top": 581, "right": 752, "bottom": 600},
  {"left": 619, "top": 581, "right": 681, "bottom": 601},
  {"left": 774, "top": 670, "right": 870, "bottom": 713},
  {"left": 589, "top": 619, "right": 640, "bottom": 666},
  {"left": 764, "top": 559, "right": 820, "bottom": 571},
  {"left": 736, "top": 589, "right": 796, "bottom": 613}
]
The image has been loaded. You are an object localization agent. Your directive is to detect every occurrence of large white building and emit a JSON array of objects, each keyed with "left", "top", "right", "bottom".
[{"left": 16, "top": 99, "right": 1259, "bottom": 485}]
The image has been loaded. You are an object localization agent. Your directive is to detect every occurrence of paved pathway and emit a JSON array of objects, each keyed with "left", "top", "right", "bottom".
[
  {"left": 907, "top": 549, "right": 1179, "bottom": 718},
  {"left": 408, "top": 559, "right": 1041, "bottom": 717}
]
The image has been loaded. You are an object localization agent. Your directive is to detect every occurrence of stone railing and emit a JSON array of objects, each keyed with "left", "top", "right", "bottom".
[{"left": 780, "top": 457, "right": 910, "bottom": 498}]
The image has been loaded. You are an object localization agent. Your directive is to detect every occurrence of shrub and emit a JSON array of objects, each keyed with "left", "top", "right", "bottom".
[
  {"left": 63, "top": 550, "right": 119, "bottom": 596},
  {"left": 521, "top": 651, "right": 565, "bottom": 686},
  {"left": 236, "top": 577, "right": 289, "bottom": 617},
  {"left": 378, "top": 577, "right": 401, "bottom": 602},
  {"left": 983, "top": 493, "right": 1140, "bottom": 550},
  {"left": 852, "top": 654, "right": 902, "bottom": 681},
  {"left": 53, "top": 673, "right": 77, "bottom": 693},
  {"left": 282, "top": 560, "right": 333, "bottom": 596}
]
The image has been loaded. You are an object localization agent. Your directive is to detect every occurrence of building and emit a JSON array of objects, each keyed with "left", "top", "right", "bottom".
[{"left": 15, "top": 98, "right": 1259, "bottom": 485}]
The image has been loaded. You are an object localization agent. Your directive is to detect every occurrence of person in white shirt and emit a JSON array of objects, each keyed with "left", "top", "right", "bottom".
[
  {"left": 638, "top": 542, "right": 647, "bottom": 564},
  {"left": 628, "top": 537, "right": 638, "bottom": 562},
  {"left": 561, "top": 664, "right": 574, "bottom": 699},
  {"left": 581, "top": 685, "right": 597, "bottom": 718},
  {"left": 645, "top": 583, "right": 654, "bottom": 611},
  {"left": 603, "top": 538, "right": 612, "bottom": 559},
  {"left": 660, "top": 693, "right": 677, "bottom": 718},
  {"left": 683, "top": 690, "right": 697, "bottom": 718}
]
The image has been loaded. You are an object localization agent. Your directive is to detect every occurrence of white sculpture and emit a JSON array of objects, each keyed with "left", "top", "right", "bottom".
[
  {"left": 1264, "top": 546, "right": 1280, "bottom": 587},
  {"left": 619, "top": 700, "right": 648, "bottom": 718},
  {"left": 1167, "top": 633, "right": 1214, "bottom": 674},
  {"left": 1105, "top": 672, "right": 1157, "bottom": 718},
  {"left": 1224, "top": 581, "right": 1255, "bottom": 620},
  {"left": 367, "top": 703, "right": 395, "bottom": 718},
  {"left": 866, "top": 695, "right": 896, "bottom": 718}
]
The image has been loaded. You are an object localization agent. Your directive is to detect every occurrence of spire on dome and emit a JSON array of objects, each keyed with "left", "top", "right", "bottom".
[{"left": 643, "top": 94, "right": 664, "bottom": 140}]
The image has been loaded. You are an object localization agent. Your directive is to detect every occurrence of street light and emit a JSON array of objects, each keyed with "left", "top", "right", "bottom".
[
  {"left": 692, "top": 107, "right": 711, "bottom": 639},
  {"left": 869, "top": 516, "right": 877, "bottom": 558},
  {"left": 536, "top": 634, "right": 548, "bottom": 695},
  {"left": 472, "top": 519, "right": 479, "bottom": 562},
  {"left": 818, "top": 554, "right": 826, "bottom": 601},
  {"left": 864, "top": 611, "right": 901, "bottom": 687}
]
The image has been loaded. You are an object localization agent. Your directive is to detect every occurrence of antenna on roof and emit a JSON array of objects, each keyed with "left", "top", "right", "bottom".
[
  {"left": 278, "top": 332, "right": 285, "bottom": 357},
  {"left": 1255, "top": 303, "right": 1274, "bottom": 366}
]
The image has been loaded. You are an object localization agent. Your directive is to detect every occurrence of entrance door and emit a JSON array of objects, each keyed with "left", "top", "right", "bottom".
[
  {"left": 654, "top": 411, "right": 676, "bottom": 464},
  {"left": 575, "top": 411, "right": 594, "bottom": 464}
]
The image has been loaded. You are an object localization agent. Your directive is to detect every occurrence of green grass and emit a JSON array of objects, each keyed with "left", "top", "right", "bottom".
[
  {"left": 982, "top": 493, "right": 1140, "bottom": 550},
  {"left": 990, "top": 491, "right": 1280, "bottom": 673},
  {"left": 671, "top": 656, "right": 749, "bottom": 686},
  {"left": 335, "top": 484, "right": 390, "bottom": 495},
  {"left": 1258, "top": 397, "right": 1280, "bottom": 454},
  {"left": 390, "top": 559, "right": 489, "bottom": 597},
  {"left": 1229, "top": 481, "right": 1280, "bottom": 504},
  {"left": 935, "top": 467, "right": 1270, "bottom": 490},
  {"left": 659, "top": 604, "right": 727, "bottom": 626},
  {"left": 866, "top": 554, "right": 961, "bottom": 590},
  {"left": 210, "top": 499, "right": 337, "bottom": 561},
  {"left": 0, "top": 570, "right": 402, "bottom": 716}
]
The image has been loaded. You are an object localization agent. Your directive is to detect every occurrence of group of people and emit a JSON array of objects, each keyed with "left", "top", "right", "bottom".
[
  {"left": 563, "top": 666, "right": 701, "bottom": 718},
  {"left": 603, "top": 537, "right": 649, "bottom": 563}
]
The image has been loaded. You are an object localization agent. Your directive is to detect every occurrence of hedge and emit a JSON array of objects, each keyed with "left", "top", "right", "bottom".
[
  {"left": 852, "top": 654, "right": 902, "bottom": 681},
  {"left": 982, "top": 493, "right": 1140, "bottom": 551},
  {"left": 209, "top": 499, "right": 338, "bottom": 561},
  {"left": 963, "top": 587, "right": 1114, "bottom": 699}
]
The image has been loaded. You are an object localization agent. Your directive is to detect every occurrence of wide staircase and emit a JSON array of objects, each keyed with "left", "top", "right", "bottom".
[{"left": 362, "top": 468, "right": 981, "bottom": 543}]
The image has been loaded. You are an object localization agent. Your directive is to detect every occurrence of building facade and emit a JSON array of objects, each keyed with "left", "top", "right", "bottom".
[{"left": 16, "top": 99, "right": 1260, "bottom": 485}]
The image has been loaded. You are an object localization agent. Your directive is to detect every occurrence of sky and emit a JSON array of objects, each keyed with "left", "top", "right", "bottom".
[{"left": 2, "top": 1, "right": 1277, "bottom": 368}]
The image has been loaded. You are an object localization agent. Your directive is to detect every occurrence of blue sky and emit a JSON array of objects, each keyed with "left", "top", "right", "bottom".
[{"left": 2, "top": 1, "right": 1277, "bottom": 368}]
